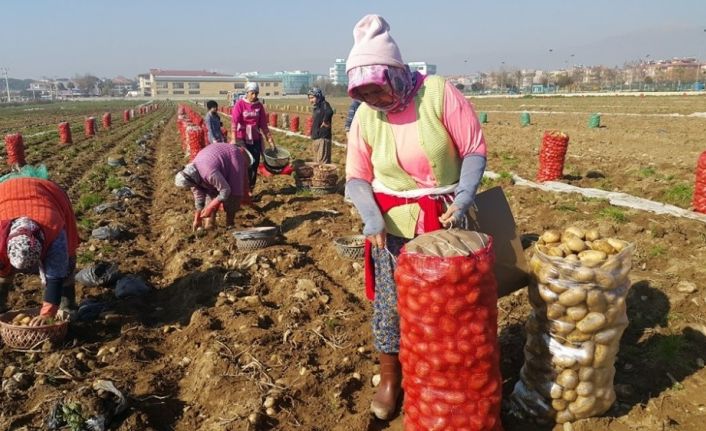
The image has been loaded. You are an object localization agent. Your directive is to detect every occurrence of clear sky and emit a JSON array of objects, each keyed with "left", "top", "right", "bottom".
[{"left": 1, "top": 0, "right": 705, "bottom": 79}]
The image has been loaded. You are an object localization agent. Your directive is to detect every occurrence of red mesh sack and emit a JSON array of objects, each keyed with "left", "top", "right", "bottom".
[
  {"left": 201, "top": 124, "right": 209, "bottom": 147},
  {"left": 305, "top": 116, "right": 314, "bottom": 136},
  {"left": 123, "top": 110, "right": 130, "bottom": 122},
  {"left": 4, "top": 133, "right": 26, "bottom": 167},
  {"left": 290, "top": 115, "right": 300, "bottom": 132},
  {"left": 396, "top": 230, "right": 503, "bottom": 431},
  {"left": 58, "top": 122, "right": 72, "bottom": 144},
  {"left": 536, "top": 131, "right": 570, "bottom": 182},
  {"left": 269, "top": 112, "right": 278, "bottom": 127},
  {"left": 693, "top": 150, "right": 706, "bottom": 213},
  {"left": 102, "top": 112, "right": 112, "bottom": 129},
  {"left": 186, "top": 125, "right": 204, "bottom": 162},
  {"left": 177, "top": 119, "right": 188, "bottom": 152},
  {"left": 84, "top": 117, "right": 96, "bottom": 137}
]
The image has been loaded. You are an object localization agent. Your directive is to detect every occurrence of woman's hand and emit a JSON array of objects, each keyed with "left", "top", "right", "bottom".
[
  {"left": 367, "top": 231, "right": 386, "bottom": 249},
  {"left": 439, "top": 204, "right": 460, "bottom": 227},
  {"left": 200, "top": 198, "right": 222, "bottom": 219},
  {"left": 29, "top": 314, "right": 53, "bottom": 327},
  {"left": 192, "top": 210, "right": 203, "bottom": 231}
]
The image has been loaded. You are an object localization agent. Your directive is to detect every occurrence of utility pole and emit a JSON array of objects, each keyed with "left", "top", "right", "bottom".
[{"left": 1, "top": 67, "right": 10, "bottom": 102}]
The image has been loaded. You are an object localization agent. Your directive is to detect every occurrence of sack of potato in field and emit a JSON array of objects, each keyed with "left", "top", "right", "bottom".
[
  {"left": 510, "top": 226, "right": 634, "bottom": 424},
  {"left": 396, "top": 230, "right": 503, "bottom": 431}
]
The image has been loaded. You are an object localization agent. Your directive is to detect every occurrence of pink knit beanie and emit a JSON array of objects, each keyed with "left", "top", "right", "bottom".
[{"left": 346, "top": 15, "right": 405, "bottom": 72}]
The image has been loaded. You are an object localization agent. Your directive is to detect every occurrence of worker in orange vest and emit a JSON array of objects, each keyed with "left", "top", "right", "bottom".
[{"left": 0, "top": 177, "right": 80, "bottom": 325}]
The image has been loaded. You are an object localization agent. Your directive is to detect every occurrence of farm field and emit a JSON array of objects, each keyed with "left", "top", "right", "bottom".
[{"left": 1, "top": 96, "right": 706, "bottom": 431}]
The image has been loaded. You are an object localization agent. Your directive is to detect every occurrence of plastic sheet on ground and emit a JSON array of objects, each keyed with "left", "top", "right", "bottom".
[
  {"left": 75, "top": 262, "right": 121, "bottom": 287},
  {"left": 91, "top": 226, "right": 126, "bottom": 241},
  {"left": 115, "top": 276, "right": 151, "bottom": 298}
]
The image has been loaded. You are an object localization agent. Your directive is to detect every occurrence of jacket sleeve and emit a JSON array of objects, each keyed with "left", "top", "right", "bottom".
[
  {"left": 209, "top": 171, "right": 231, "bottom": 201},
  {"left": 323, "top": 102, "right": 334, "bottom": 125},
  {"left": 192, "top": 187, "right": 206, "bottom": 210},
  {"left": 345, "top": 100, "right": 361, "bottom": 132}
]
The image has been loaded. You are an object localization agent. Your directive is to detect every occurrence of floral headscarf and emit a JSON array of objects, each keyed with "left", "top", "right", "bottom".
[
  {"left": 174, "top": 163, "right": 202, "bottom": 188},
  {"left": 347, "top": 65, "right": 420, "bottom": 113},
  {"left": 7, "top": 217, "right": 44, "bottom": 270},
  {"left": 307, "top": 87, "right": 325, "bottom": 107}
]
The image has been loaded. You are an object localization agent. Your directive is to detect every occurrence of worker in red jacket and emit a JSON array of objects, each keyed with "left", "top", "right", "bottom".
[{"left": 0, "top": 177, "right": 80, "bottom": 325}]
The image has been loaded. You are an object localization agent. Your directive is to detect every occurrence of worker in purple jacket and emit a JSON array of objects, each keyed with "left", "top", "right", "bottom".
[{"left": 174, "top": 143, "right": 249, "bottom": 230}]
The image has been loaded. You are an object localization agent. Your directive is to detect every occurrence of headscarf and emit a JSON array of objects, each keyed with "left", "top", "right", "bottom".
[
  {"left": 245, "top": 82, "right": 259, "bottom": 93},
  {"left": 174, "top": 164, "right": 202, "bottom": 188},
  {"left": 307, "top": 87, "right": 325, "bottom": 107},
  {"left": 6, "top": 217, "right": 44, "bottom": 270},
  {"left": 347, "top": 65, "right": 419, "bottom": 113},
  {"left": 344, "top": 15, "right": 419, "bottom": 113}
]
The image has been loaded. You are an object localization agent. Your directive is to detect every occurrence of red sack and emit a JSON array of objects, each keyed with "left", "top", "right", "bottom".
[
  {"left": 4, "top": 133, "right": 26, "bottom": 167},
  {"left": 186, "top": 125, "right": 204, "bottom": 162},
  {"left": 694, "top": 150, "right": 706, "bottom": 213},
  {"left": 536, "top": 130, "right": 569, "bottom": 182},
  {"left": 123, "top": 110, "right": 130, "bottom": 122},
  {"left": 84, "top": 117, "right": 96, "bottom": 138},
  {"left": 58, "top": 122, "right": 72, "bottom": 144},
  {"left": 269, "top": 112, "right": 278, "bottom": 127},
  {"left": 396, "top": 231, "right": 503, "bottom": 431},
  {"left": 290, "top": 116, "right": 300, "bottom": 132},
  {"left": 102, "top": 112, "right": 111, "bottom": 129},
  {"left": 304, "top": 116, "right": 314, "bottom": 136}
]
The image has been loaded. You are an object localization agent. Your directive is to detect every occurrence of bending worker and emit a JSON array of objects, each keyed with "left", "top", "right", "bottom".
[
  {"left": 0, "top": 177, "right": 80, "bottom": 325},
  {"left": 175, "top": 142, "right": 249, "bottom": 231}
]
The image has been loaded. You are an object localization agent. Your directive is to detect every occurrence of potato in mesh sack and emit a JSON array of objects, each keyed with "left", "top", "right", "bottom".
[{"left": 510, "top": 226, "right": 634, "bottom": 424}]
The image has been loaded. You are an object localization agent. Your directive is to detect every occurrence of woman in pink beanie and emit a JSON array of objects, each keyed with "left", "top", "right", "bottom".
[{"left": 344, "top": 14, "right": 489, "bottom": 420}]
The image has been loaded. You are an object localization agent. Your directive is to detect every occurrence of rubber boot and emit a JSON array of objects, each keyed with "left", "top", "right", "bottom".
[{"left": 370, "top": 353, "right": 402, "bottom": 420}]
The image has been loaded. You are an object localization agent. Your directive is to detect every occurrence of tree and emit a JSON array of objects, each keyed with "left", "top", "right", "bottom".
[
  {"left": 455, "top": 83, "right": 465, "bottom": 91},
  {"left": 556, "top": 74, "right": 574, "bottom": 90},
  {"left": 470, "top": 82, "right": 485, "bottom": 92},
  {"left": 73, "top": 74, "right": 100, "bottom": 95},
  {"left": 311, "top": 79, "right": 348, "bottom": 97},
  {"left": 98, "top": 79, "right": 114, "bottom": 96}
]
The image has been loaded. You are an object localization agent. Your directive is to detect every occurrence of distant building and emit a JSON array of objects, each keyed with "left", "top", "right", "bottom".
[
  {"left": 408, "top": 62, "right": 437, "bottom": 75},
  {"left": 275, "top": 71, "right": 315, "bottom": 95},
  {"left": 141, "top": 69, "right": 249, "bottom": 100},
  {"left": 246, "top": 74, "right": 284, "bottom": 97},
  {"left": 137, "top": 74, "right": 151, "bottom": 96},
  {"left": 329, "top": 59, "right": 348, "bottom": 86},
  {"left": 110, "top": 76, "right": 134, "bottom": 97}
]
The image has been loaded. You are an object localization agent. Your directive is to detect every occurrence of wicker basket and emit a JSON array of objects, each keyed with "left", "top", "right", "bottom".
[
  {"left": 233, "top": 227, "right": 278, "bottom": 251},
  {"left": 236, "top": 237, "right": 277, "bottom": 252},
  {"left": 334, "top": 235, "right": 365, "bottom": 259},
  {"left": 0, "top": 308, "right": 68, "bottom": 351}
]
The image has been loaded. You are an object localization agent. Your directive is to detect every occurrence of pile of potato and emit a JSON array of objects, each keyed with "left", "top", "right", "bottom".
[
  {"left": 510, "top": 226, "right": 633, "bottom": 424},
  {"left": 10, "top": 313, "right": 32, "bottom": 326}
]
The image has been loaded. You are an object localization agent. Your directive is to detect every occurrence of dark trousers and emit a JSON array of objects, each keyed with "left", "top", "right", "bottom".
[{"left": 242, "top": 140, "right": 262, "bottom": 189}]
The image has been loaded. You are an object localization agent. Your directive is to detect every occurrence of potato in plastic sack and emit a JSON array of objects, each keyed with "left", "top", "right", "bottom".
[
  {"left": 396, "top": 229, "right": 503, "bottom": 431},
  {"left": 510, "top": 226, "right": 634, "bottom": 424}
]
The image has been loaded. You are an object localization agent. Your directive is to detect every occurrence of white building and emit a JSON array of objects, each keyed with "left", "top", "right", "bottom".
[
  {"left": 408, "top": 62, "right": 437, "bottom": 75},
  {"left": 329, "top": 58, "right": 348, "bottom": 86}
]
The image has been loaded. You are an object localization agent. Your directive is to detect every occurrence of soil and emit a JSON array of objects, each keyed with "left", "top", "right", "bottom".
[{"left": 1, "top": 96, "right": 706, "bottom": 431}]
